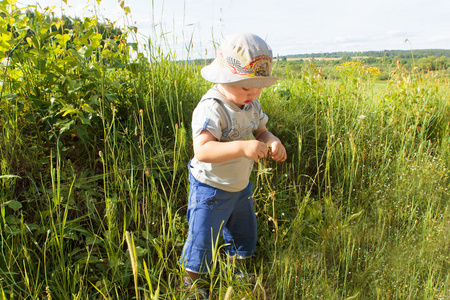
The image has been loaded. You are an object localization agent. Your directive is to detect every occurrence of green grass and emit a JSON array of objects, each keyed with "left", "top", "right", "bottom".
[{"left": 0, "top": 1, "right": 449, "bottom": 299}]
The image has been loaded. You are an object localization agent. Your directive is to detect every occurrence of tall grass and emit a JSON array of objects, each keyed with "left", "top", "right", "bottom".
[
  {"left": 0, "top": 1, "right": 449, "bottom": 299},
  {"left": 257, "top": 61, "right": 450, "bottom": 299}
]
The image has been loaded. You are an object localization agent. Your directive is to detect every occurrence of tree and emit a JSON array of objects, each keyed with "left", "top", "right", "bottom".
[{"left": 436, "top": 56, "right": 448, "bottom": 70}]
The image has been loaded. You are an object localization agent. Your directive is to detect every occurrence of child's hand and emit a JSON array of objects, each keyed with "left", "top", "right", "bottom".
[
  {"left": 243, "top": 140, "right": 269, "bottom": 162},
  {"left": 268, "top": 141, "right": 287, "bottom": 162}
]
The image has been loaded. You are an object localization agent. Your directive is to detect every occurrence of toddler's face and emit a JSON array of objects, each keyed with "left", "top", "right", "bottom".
[{"left": 217, "top": 84, "right": 262, "bottom": 108}]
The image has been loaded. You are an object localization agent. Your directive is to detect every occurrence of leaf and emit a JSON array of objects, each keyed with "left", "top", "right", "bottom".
[
  {"left": 5, "top": 215, "right": 20, "bottom": 226},
  {"left": 0, "top": 175, "right": 20, "bottom": 179},
  {"left": 25, "top": 223, "right": 39, "bottom": 231},
  {"left": 108, "top": 62, "right": 127, "bottom": 70},
  {"left": 79, "top": 115, "right": 91, "bottom": 125},
  {"left": 134, "top": 246, "right": 148, "bottom": 257},
  {"left": 105, "top": 93, "right": 118, "bottom": 101},
  {"left": 58, "top": 120, "right": 75, "bottom": 134},
  {"left": 75, "top": 124, "right": 89, "bottom": 139},
  {"left": 82, "top": 103, "right": 96, "bottom": 113},
  {"left": 68, "top": 80, "right": 83, "bottom": 93},
  {"left": 86, "top": 236, "right": 102, "bottom": 246},
  {"left": 127, "top": 42, "right": 138, "bottom": 52},
  {"left": 25, "top": 36, "right": 33, "bottom": 47},
  {"left": 62, "top": 107, "right": 79, "bottom": 117},
  {"left": 6, "top": 200, "right": 22, "bottom": 211}
]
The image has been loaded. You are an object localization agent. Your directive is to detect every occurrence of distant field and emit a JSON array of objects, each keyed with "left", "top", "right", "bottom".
[{"left": 285, "top": 56, "right": 371, "bottom": 61}]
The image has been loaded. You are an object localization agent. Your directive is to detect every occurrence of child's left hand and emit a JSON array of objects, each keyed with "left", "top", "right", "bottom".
[{"left": 268, "top": 141, "right": 287, "bottom": 162}]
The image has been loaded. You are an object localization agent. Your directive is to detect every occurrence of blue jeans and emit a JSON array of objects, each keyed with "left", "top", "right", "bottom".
[{"left": 180, "top": 172, "right": 257, "bottom": 274}]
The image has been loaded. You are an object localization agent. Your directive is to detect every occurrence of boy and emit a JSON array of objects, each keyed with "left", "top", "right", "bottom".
[{"left": 180, "top": 33, "right": 287, "bottom": 296}]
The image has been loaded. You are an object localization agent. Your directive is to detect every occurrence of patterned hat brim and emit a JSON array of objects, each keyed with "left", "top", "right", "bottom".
[{"left": 201, "top": 58, "right": 278, "bottom": 88}]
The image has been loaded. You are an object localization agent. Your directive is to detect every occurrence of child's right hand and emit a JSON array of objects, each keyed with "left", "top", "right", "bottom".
[{"left": 242, "top": 140, "right": 269, "bottom": 162}]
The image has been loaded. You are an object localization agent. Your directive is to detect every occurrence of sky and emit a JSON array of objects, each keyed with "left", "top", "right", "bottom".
[{"left": 18, "top": 0, "right": 450, "bottom": 59}]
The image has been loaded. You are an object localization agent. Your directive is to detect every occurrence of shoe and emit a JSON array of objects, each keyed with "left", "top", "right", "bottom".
[
  {"left": 233, "top": 270, "right": 256, "bottom": 284},
  {"left": 183, "top": 277, "right": 209, "bottom": 300}
]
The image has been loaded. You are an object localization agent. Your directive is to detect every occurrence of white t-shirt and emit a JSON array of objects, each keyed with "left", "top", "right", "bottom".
[{"left": 190, "top": 86, "right": 268, "bottom": 192}]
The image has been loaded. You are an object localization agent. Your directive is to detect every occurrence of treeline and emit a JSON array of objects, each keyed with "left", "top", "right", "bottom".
[
  {"left": 274, "top": 50, "right": 450, "bottom": 80},
  {"left": 285, "top": 49, "right": 450, "bottom": 59}
]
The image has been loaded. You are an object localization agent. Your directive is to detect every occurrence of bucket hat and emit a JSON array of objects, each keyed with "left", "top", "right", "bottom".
[{"left": 201, "top": 33, "right": 278, "bottom": 88}]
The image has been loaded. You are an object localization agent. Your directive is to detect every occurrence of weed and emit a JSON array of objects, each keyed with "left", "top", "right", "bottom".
[{"left": 0, "top": 1, "right": 449, "bottom": 299}]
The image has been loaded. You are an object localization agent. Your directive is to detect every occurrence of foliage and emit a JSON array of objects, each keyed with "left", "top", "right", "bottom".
[
  {"left": 257, "top": 61, "right": 450, "bottom": 300},
  {"left": 1, "top": 1, "right": 449, "bottom": 299},
  {"left": 417, "top": 55, "right": 448, "bottom": 72},
  {"left": 284, "top": 49, "right": 450, "bottom": 59},
  {"left": 275, "top": 50, "right": 450, "bottom": 82}
]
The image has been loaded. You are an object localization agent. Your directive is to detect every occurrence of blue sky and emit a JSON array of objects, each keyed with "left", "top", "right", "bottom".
[{"left": 18, "top": 0, "right": 450, "bottom": 59}]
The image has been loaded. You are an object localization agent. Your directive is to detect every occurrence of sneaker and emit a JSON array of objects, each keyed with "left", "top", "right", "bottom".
[
  {"left": 183, "top": 277, "right": 209, "bottom": 300},
  {"left": 233, "top": 270, "right": 256, "bottom": 284}
]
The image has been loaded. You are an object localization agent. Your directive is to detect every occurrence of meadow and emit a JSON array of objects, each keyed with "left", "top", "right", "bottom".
[{"left": 0, "top": 1, "right": 449, "bottom": 299}]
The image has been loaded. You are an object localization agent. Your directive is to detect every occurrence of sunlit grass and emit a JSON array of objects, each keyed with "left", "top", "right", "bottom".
[{"left": 0, "top": 1, "right": 449, "bottom": 299}]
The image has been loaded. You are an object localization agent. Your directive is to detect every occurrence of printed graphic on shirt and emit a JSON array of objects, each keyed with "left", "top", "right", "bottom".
[{"left": 223, "top": 118, "right": 256, "bottom": 141}]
